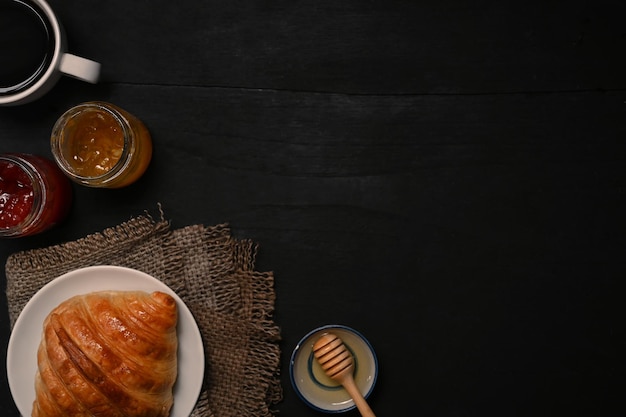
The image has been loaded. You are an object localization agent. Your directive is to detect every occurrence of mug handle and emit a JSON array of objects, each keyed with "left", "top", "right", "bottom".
[{"left": 59, "top": 53, "right": 101, "bottom": 84}]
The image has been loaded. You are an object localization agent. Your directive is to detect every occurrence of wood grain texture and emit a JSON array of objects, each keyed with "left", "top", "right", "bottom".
[
  {"left": 1, "top": 0, "right": 625, "bottom": 416},
  {"left": 48, "top": 0, "right": 626, "bottom": 93}
]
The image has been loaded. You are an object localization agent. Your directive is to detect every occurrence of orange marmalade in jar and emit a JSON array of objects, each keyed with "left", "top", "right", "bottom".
[{"left": 50, "top": 101, "right": 152, "bottom": 188}]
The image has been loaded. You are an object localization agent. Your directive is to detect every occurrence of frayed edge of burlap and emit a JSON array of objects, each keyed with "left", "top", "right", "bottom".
[
  {"left": 236, "top": 269, "right": 283, "bottom": 417},
  {"left": 177, "top": 225, "right": 284, "bottom": 417},
  {"left": 5, "top": 209, "right": 178, "bottom": 328},
  {"left": 190, "top": 270, "right": 283, "bottom": 417}
]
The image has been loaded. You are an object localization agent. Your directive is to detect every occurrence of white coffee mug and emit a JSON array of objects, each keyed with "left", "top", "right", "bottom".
[{"left": 0, "top": 0, "right": 101, "bottom": 106}]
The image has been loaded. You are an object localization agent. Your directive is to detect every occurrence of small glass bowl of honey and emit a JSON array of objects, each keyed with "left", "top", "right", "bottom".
[
  {"left": 290, "top": 325, "right": 378, "bottom": 413},
  {"left": 50, "top": 101, "right": 152, "bottom": 188}
]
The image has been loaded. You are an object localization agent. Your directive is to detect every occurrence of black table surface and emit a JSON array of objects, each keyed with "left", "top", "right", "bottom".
[{"left": 2, "top": 1, "right": 625, "bottom": 416}]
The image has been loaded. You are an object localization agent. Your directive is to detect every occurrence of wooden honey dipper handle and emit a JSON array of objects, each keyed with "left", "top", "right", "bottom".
[{"left": 313, "top": 333, "right": 376, "bottom": 417}]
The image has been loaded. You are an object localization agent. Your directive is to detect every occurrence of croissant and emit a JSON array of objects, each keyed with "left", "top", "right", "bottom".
[{"left": 32, "top": 290, "right": 178, "bottom": 417}]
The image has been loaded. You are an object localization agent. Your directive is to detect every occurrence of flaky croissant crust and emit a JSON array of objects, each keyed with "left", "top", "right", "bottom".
[{"left": 32, "top": 290, "right": 178, "bottom": 417}]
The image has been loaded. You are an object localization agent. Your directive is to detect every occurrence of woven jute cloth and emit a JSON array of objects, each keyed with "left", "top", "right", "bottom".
[{"left": 5, "top": 212, "right": 283, "bottom": 417}]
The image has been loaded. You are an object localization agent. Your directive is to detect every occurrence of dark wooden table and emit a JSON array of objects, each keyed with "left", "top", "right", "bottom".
[{"left": 2, "top": 1, "right": 625, "bottom": 416}]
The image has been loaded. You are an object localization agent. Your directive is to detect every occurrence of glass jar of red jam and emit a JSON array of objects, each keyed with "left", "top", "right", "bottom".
[
  {"left": 0, "top": 153, "right": 72, "bottom": 238},
  {"left": 50, "top": 101, "right": 152, "bottom": 188}
]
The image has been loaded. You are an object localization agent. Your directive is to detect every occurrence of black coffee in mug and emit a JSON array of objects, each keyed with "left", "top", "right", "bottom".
[{"left": 0, "top": 0, "right": 55, "bottom": 95}]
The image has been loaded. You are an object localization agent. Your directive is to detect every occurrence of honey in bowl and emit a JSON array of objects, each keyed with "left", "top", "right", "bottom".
[
  {"left": 51, "top": 102, "right": 152, "bottom": 188},
  {"left": 290, "top": 325, "right": 378, "bottom": 413}
]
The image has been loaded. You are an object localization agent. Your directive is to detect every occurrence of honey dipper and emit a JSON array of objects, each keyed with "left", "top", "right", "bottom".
[{"left": 312, "top": 333, "right": 376, "bottom": 417}]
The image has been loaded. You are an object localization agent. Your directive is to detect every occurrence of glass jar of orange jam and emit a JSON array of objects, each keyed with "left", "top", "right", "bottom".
[
  {"left": 50, "top": 101, "right": 152, "bottom": 188},
  {"left": 0, "top": 153, "right": 72, "bottom": 237}
]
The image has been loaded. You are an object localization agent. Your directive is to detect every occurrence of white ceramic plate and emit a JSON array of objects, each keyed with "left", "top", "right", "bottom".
[
  {"left": 290, "top": 325, "right": 378, "bottom": 413},
  {"left": 7, "top": 265, "right": 204, "bottom": 417}
]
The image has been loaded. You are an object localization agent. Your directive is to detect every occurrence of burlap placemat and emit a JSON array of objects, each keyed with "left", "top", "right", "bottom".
[{"left": 5, "top": 211, "right": 282, "bottom": 417}]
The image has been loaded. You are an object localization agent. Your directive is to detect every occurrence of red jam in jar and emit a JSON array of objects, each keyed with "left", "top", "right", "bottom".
[{"left": 0, "top": 153, "right": 72, "bottom": 237}]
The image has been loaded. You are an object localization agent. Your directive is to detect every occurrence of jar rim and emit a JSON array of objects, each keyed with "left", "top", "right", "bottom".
[{"left": 50, "top": 101, "right": 133, "bottom": 185}]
